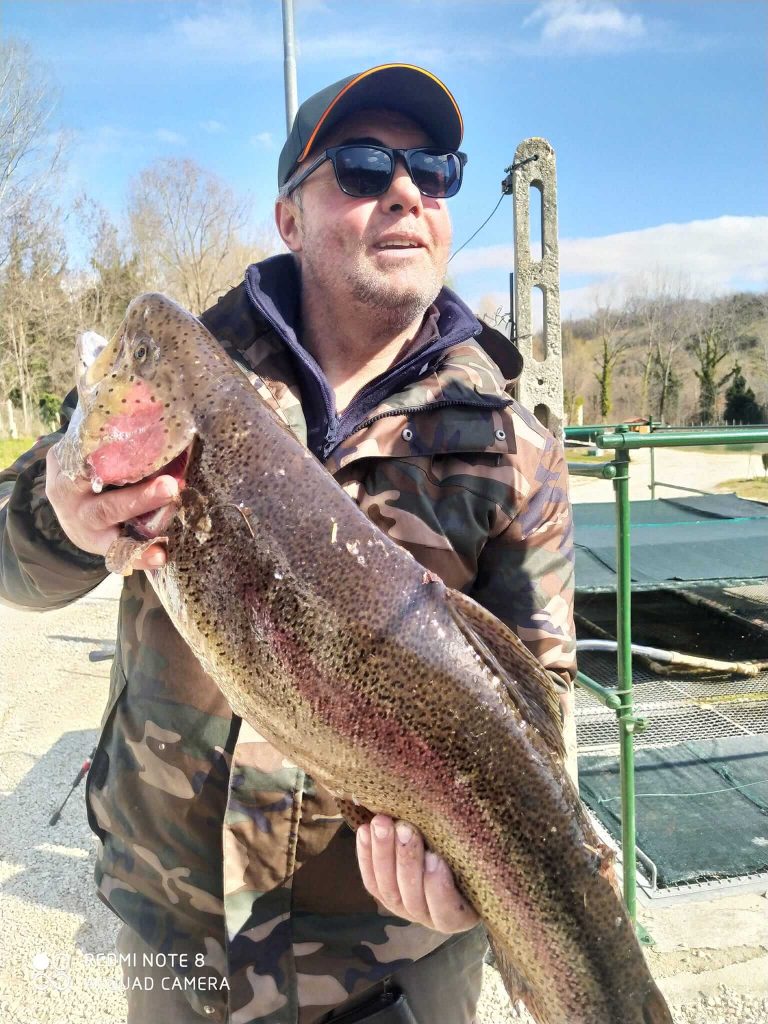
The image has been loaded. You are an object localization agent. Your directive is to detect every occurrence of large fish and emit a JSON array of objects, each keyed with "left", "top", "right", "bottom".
[{"left": 55, "top": 294, "right": 672, "bottom": 1024}]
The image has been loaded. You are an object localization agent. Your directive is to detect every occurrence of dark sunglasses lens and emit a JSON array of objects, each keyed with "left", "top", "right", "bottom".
[
  {"left": 409, "top": 151, "right": 462, "bottom": 198},
  {"left": 335, "top": 147, "right": 393, "bottom": 197}
]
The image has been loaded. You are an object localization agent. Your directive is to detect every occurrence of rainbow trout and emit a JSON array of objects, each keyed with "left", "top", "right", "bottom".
[{"left": 55, "top": 294, "right": 672, "bottom": 1024}]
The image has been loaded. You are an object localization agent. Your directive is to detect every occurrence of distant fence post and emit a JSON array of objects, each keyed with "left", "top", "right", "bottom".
[{"left": 5, "top": 399, "right": 18, "bottom": 439}]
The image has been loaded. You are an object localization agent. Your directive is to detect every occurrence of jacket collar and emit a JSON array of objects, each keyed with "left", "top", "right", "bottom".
[
  {"left": 244, "top": 253, "right": 489, "bottom": 374},
  {"left": 244, "top": 254, "right": 515, "bottom": 461}
]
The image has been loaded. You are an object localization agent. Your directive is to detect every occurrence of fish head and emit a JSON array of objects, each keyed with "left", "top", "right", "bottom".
[{"left": 56, "top": 294, "right": 200, "bottom": 492}]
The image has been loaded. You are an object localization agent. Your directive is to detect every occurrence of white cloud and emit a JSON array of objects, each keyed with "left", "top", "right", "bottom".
[
  {"left": 561, "top": 217, "right": 768, "bottom": 289},
  {"left": 251, "top": 132, "right": 275, "bottom": 149},
  {"left": 155, "top": 129, "right": 186, "bottom": 145},
  {"left": 31, "top": 0, "right": 711, "bottom": 77},
  {"left": 199, "top": 119, "right": 226, "bottom": 135},
  {"left": 524, "top": 0, "right": 647, "bottom": 53},
  {"left": 170, "top": 9, "right": 449, "bottom": 66},
  {"left": 455, "top": 216, "right": 768, "bottom": 319},
  {"left": 172, "top": 7, "right": 281, "bottom": 62}
]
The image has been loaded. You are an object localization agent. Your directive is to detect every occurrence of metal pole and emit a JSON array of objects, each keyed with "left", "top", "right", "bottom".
[
  {"left": 575, "top": 671, "right": 623, "bottom": 711},
  {"left": 612, "top": 441, "right": 637, "bottom": 923},
  {"left": 649, "top": 444, "right": 656, "bottom": 500},
  {"left": 281, "top": 0, "right": 299, "bottom": 135},
  {"left": 648, "top": 417, "right": 656, "bottom": 500},
  {"left": 598, "top": 426, "right": 768, "bottom": 449}
]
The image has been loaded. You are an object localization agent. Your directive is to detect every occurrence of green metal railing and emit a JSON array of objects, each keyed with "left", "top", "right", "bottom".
[
  {"left": 566, "top": 424, "right": 768, "bottom": 929},
  {"left": 564, "top": 420, "right": 659, "bottom": 443}
]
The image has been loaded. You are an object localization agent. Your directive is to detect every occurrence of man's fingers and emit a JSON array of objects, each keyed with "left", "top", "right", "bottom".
[
  {"left": 357, "top": 816, "right": 479, "bottom": 933},
  {"left": 369, "top": 815, "right": 404, "bottom": 913},
  {"left": 423, "top": 853, "right": 479, "bottom": 934},
  {"left": 356, "top": 825, "right": 382, "bottom": 905},
  {"left": 87, "top": 476, "right": 178, "bottom": 530},
  {"left": 394, "top": 822, "right": 431, "bottom": 926},
  {"left": 129, "top": 545, "right": 168, "bottom": 571},
  {"left": 45, "top": 446, "right": 177, "bottom": 566}
]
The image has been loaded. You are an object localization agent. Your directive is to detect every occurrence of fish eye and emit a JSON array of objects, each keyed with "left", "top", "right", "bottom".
[{"left": 134, "top": 342, "right": 149, "bottom": 363}]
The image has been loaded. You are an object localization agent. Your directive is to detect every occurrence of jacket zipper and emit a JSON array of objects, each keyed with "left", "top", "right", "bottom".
[
  {"left": 323, "top": 397, "right": 512, "bottom": 460},
  {"left": 244, "top": 270, "right": 338, "bottom": 435}
]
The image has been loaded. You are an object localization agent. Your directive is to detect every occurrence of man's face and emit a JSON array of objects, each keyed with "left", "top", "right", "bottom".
[{"left": 280, "top": 109, "right": 453, "bottom": 325}]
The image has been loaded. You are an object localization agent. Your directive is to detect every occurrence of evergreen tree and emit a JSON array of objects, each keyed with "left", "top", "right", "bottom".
[{"left": 723, "top": 364, "right": 764, "bottom": 424}]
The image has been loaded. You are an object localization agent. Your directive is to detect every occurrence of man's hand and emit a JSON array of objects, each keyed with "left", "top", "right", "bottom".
[
  {"left": 356, "top": 814, "right": 480, "bottom": 934},
  {"left": 45, "top": 448, "right": 178, "bottom": 572}
]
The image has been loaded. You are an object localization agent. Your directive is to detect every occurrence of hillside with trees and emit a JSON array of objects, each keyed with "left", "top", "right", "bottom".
[{"left": 559, "top": 289, "right": 768, "bottom": 427}]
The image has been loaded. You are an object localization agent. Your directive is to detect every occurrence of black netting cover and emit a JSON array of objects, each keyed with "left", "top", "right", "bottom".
[{"left": 579, "top": 735, "right": 768, "bottom": 887}]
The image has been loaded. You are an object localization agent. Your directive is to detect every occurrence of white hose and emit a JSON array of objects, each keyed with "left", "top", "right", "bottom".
[{"left": 576, "top": 639, "right": 761, "bottom": 676}]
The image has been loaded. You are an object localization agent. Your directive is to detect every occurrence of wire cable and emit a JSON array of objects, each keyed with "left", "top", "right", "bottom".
[
  {"left": 448, "top": 193, "right": 507, "bottom": 264},
  {"left": 448, "top": 153, "right": 540, "bottom": 265},
  {"left": 596, "top": 778, "right": 768, "bottom": 802}
]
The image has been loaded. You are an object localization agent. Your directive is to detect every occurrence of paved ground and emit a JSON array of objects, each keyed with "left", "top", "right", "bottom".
[
  {"left": 1, "top": 449, "right": 767, "bottom": 1023},
  {"left": 568, "top": 445, "right": 766, "bottom": 504}
]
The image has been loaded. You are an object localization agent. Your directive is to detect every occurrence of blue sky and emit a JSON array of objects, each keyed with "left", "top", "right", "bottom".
[{"left": 5, "top": 0, "right": 767, "bottom": 318}]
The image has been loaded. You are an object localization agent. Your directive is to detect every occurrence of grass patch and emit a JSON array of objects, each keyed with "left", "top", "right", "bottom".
[
  {"left": 0, "top": 437, "right": 36, "bottom": 468},
  {"left": 565, "top": 449, "right": 611, "bottom": 464},
  {"left": 716, "top": 477, "right": 768, "bottom": 502}
]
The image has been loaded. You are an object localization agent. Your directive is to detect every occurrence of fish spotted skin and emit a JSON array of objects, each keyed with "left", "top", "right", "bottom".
[{"left": 55, "top": 293, "right": 673, "bottom": 1024}]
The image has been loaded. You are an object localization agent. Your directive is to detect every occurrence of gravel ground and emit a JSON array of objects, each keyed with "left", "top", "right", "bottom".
[
  {"left": 0, "top": 581, "right": 125, "bottom": 1024},
  {"left": 478, "top": 969, "right": 768, "bottom": 1024},
  {"left": 568, "top": 445, "right": 764, "bottom": 504},
  {"left": 2, "top": 447, "right": 767, "bottom": 1023}
]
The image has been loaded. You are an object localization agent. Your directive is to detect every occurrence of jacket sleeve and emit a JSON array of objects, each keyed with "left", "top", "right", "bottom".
[
  {"left": 470, "top": 435, "right": 577, "bottom": 768},
  {"left": 471, "top": 438, "right": 576, "bottom": 690},
  {"left": 0, "top": 390, "right": 109, "bottom": 610}
]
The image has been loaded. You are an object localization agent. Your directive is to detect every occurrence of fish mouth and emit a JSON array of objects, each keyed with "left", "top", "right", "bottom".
[{"left": 125, "top": 441, "right": 195, "bottom": 540}]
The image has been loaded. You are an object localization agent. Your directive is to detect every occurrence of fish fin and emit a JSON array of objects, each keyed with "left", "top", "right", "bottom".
[
  {"left": 446, "top": 588, "right": 566, "bottom": 761},
  {"left": 336, "top": 798, "right": 374, "bottom": 832},
  {"left": 487, "top": 932, "right": 542, "bottom": 1020},
  {"left": 105, "top": 535, "right": 167, "bottom": 576}
]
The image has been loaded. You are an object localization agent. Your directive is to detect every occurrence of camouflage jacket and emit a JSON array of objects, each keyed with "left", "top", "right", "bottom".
[{"left": 0, "top": 256, "right": 576, "bottom": 1023}]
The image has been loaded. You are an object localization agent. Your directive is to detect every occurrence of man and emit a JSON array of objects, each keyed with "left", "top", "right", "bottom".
[{"left": 0, "top": 65, "right": 575, "bottom": 1023}]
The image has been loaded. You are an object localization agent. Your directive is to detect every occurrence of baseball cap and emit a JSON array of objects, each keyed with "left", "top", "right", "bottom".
[{"left": 277, "top": 63, "right": 463, "bottom": 187}]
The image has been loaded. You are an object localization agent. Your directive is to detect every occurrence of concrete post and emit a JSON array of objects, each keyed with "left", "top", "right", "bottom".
[{"left": 512, "top": 137, "right": 564, "bottom": 436}]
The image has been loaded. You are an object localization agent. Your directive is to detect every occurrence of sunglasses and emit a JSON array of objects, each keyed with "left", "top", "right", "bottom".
[{"left": 281, "top": 145, "right": 468, "bottom": 200}]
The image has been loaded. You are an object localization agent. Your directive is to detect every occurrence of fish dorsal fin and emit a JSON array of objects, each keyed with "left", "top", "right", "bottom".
[{"left": 445, "top": 588, "right": 566, "bottom": 761}]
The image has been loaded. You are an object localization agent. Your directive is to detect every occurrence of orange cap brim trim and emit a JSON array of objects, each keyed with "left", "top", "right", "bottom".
[{"left": 296, "top": 63, "right": 463, "bottom": 163}]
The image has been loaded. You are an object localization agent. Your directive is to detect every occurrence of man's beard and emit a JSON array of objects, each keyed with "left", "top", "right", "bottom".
[
  {"left": 348, "top": 257, "right": 444, "bottom": 326},
  {"left": 302, "top": 237, "right": 446, "bottom": 331}
]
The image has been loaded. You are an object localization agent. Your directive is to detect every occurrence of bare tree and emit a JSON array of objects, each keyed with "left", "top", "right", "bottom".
[
  {"left": 0, "top": 40, "right": 64, "bottom": 265},
  {"left": 0, "top": 201, "right": 74, "bottom": 431},
  {"left": 626, "top": 271, "right": 690, "bottom": 418},
  {"left": 591, "top": 297, "right": 631, "bottom": 420},
  {"left": 128, "top": 158, "right": 257, "bottom": 313},
  {"left": 562, "top": 320, "right": 591, "bottom": 424},
  {"left": 74, "top": 195, "right": 142, "bottom": 338},
  {"left": 688, "top": 300, "right": 738, "bottom": 424},
  {"left": 643, "top": 283, "right": 690, "bottom": 424}
]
